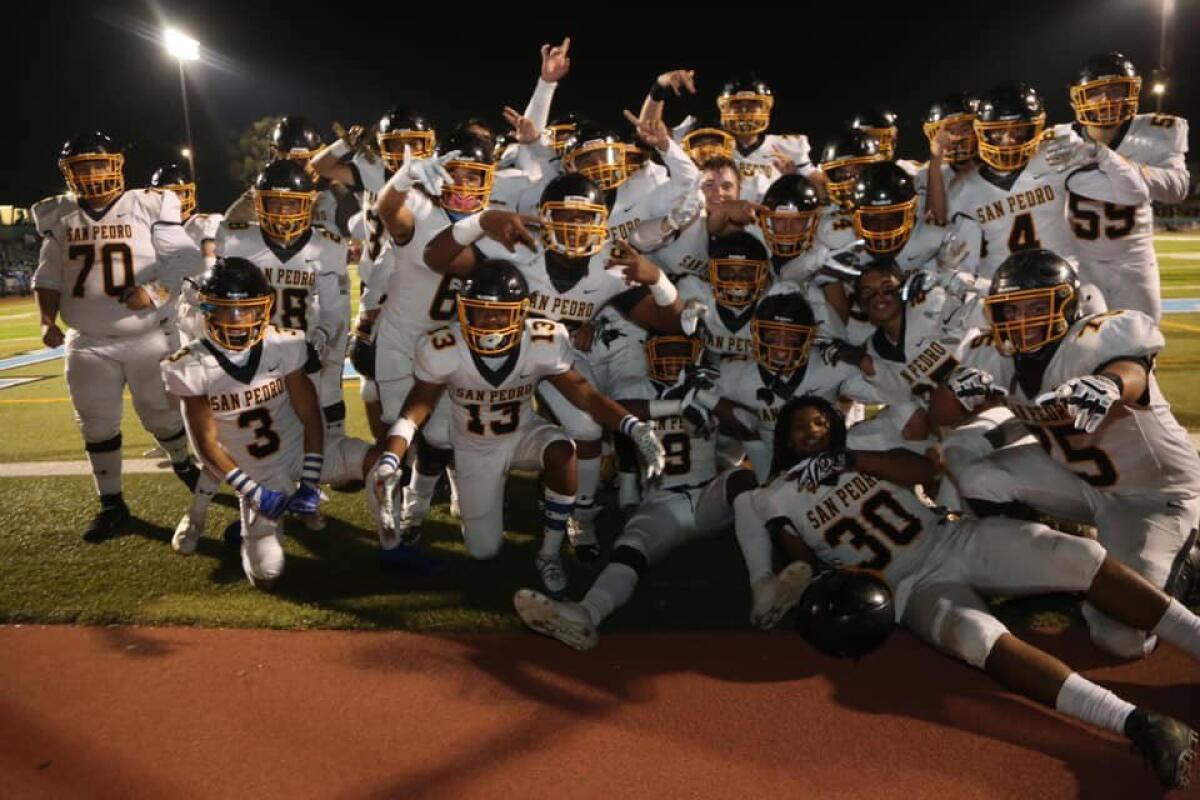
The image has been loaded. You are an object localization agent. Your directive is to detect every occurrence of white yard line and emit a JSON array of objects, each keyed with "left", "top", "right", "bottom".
[
  {"left": 0, "top": 459, "right": 172, "bottom": 477},
  {"left": 0, "top": 311, "right": 34, "bottom": 321}
]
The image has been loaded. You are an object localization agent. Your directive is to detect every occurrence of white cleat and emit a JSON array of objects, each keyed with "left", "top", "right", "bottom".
[
  {"left": 513, "top": 589, "right": 598, "bottom": 651},
  {"left": 172, "top": 513, "right": 204, "bottom": 555},
  {"left": 568, "top": 506, "right": 602, "bottom": 563},
  {"left": 535, "top": 554, "right": 568, "bottom": 597},
  {"left": 750, "top": 561, "right": 815, "bottom": 630}
]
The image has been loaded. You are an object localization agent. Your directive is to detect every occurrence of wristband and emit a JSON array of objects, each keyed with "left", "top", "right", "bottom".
[
  {"left": 450, "top": 213, "right": 485, "bottom": 246},
  {"left": 328, "top": 140, "right": 352, "bottom": 159},
  {"left": 648, "top": 399, "right": 683, "bottom": 418},
  {"left": 388, "top": 416, "right": 418, "bottom": 447},
  {"left": 301, "top": 452, "right": 323, "bottom": 485},
  {"left": 224, "top": 467, "right": 260, "bottom": 498},
  {"left": 650, "top": 82, "right": 670, "bottom": 102},
  {"left": 648, "top": 270, "right": 678, "bottom": 306},
  {"left": 1098, "top": 371, "right": 1125, "bottom": 397},
  {"left": 377, "top": 452, "right": 401, "bottom": 474},
  {"left": 618, "top": 414, "right": 641, "bottom": 437}
]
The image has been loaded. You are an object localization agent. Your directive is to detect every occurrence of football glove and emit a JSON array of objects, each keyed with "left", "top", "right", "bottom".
[
  {"left": 287, "top": 483, "right": 322, "bottom": 516},
  {"left": 787, "top": 451, "right": 853, "bottom": 493},
  {"left": 620, "top": 415, "right": 666, "bottom": 483},
  {"left": 946, "top": 367, "right": 1008, "bottom": 412},
  {"left": 1035, "top": 374, "right": 1121, "bottom": 434},
  {"left": 820, "top": 338, "right": 868, "bottom": 369}
]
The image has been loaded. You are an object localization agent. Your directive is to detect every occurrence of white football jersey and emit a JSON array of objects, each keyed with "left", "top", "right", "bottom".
[
  {"left": 677, "top": 275, "right": 757, "bottom": 361},
  {"left": 863, "top": 283, "right": 985, "bottom": 405},
  {"left": 606, "top": 139, "right": 698, "bottom": 243},
  {"left": 752, "top": 467, "right": 941, "bottom": 587},
  {"left": 162, "top": 327, "right": 309, "bottom": 477},
  {"left": 33, "top": 189, "right": 186, "bottom": 338},
  {"left": 515, "top": 242, "right": 646, "bottom": 332},
  {"left": 184, "top": 212, "right": 223, "bottom": 247},
  {"left": 946, "top": 147, "right": 1147, "bottom": 278},
  {"left": 734, "top": 134, "right": 813, "bottom": 202},
  {"left": 1067, "top": 114, "right": 1189, "bottom": 310},
  {"left": 413, "top": 318, "right": 574, "bottom": 452},
  {"left": 216, "top": 221, "right": 348, "bottom": 336},
  {"left": 960, "top": 310, "right": 1200, "bottom": 495},
  {"left": 620, "top": 378, "right": 720, "bottom": 490}
]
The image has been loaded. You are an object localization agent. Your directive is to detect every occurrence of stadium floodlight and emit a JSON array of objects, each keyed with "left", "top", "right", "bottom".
[
  {"left": 181, "top": 148, "right": 191, "bottom": 159},
  {"left": 1152, "top": 82, "right": 1167, "bottom": 96},
  {"left": 164, "top": 28, "right": 199, "bottom": 62}
]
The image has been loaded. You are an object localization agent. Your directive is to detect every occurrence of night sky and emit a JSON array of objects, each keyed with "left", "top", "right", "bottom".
[{"left": 5, "top": 0, "right": 1196, "bottom": 210}]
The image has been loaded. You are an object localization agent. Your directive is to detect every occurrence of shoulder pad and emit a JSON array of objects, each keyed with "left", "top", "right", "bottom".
[
  {"left": 1071, "top": 309, "right": 1162, "bottom": 357},
  {"left": 31, "top": 194, "right": 71, "bottom": 232}
]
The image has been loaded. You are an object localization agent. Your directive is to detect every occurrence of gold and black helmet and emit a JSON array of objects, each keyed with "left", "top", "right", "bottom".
[
  {"left": 850, "top": 162, "right": 918, "bottom": 256},
  {"left": 717, "top": 76, "right": 774, "bottom": 136},
  {"left": 253, "top": 159, "right": 317, "bottom": 246},
  {"left": 458, "top": 260, "right": 530, "bottom": 356},
  {"left": 197, "top": 257, "right": 275, "bottom": 352},
  {"left": 848, "top": 108, "right": 899, "bottom": 160},
  {"left": 984, "top": 248, "right": 1081, "bottom": 356},
  {"left": 974, "top": 82, "right": 1046, "bottom": 171},
  {"left": 150, "top": 162, "right": 196, "bottom": 220},
  {"left": 377, "top": 107, "right": 437, "bottom": 171},
  {"left": 820, "top": 129, "right": 886, "bottom": 209},
  {"left": 59, "top": 131, "right": 125, "bottom": 205},
  {"left": 923, "top": 92, "right": 980, "bottom": 165},
  {"left": 1071, "top": 52, "right": 1141, "bottom": 128}
]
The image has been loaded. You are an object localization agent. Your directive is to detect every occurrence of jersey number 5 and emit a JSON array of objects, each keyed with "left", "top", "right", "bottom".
[{"left": 1068, "top": 194, "right": 1135, "bottom": 241}]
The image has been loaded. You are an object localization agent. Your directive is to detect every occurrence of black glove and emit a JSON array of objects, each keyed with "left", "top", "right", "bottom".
[
  {"left": 348, "top": 334, "right": 376, "bottom": 379},
  {"left": 820, "top": 339, "right": 867, "bottom": 369}
]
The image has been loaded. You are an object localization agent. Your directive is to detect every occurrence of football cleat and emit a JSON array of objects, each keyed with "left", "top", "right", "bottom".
[
  {"left": 568, "top": 506, "right": 602, "bottom": 563},
  {"left": 82, "top": 500, "right": 130, "bottom": 543},
  {"left": 171, "top": 512, "right": 204, "bottom": 555},
  {"left": 1125, "top": 709, "right": 1198, "bottom": 789},
  {"left": 513, "top": 589, "right": 598, "bottom": 650},
  {"left": 535, "top": 554, "right": 568, "bottom": 597},
  {"left": 750, "top": 561, "right": 815, "bottom": 630}
]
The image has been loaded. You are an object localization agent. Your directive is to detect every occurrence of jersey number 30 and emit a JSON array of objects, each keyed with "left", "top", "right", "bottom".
[{"left": 823, "top": 489, "right": 922, "bottom": 571}]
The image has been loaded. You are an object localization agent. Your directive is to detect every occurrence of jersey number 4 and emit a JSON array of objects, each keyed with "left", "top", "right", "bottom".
[{"left": 69, "top": 243, "right": 134, "bottom": 298}]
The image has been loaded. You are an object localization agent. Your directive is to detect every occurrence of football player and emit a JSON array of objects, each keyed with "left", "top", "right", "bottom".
[
  {"left": 749, "top": 395, "right": 1200, "bottom": 791},
  {"left": 225, "top": 116, "right": 358, "bottom": 237},
  {"left": 371, "top": 260, "right": 665, "bottom": 596},
  {"left": 931, "top": 249, "right": 1200, "bottom": 659},
  {"left": 714, "top": 75, "right": 814, "bottom": 202},
  {"left": 162, "top": 258, "right": 376, "bottom": 588},
  {"left": 847, "top": 108, "right": 901, "bottom": 161},
  {"left": 943, "top": 82, "right": 1150, "bottom": 280},
  {"left": 922, "top": 92, "right": 981, "bottom": 225},
  {"left": 677, "top": 231, "right": 772, "bottom": 363},
  {"left": 424, "top": 173, "right": 684, "bottom": 555},
  {"left": 1065, "top": 52, "right": 1191, "bottom": 321},
  {"left": 216, "top": 160, "right": 351, "bottom": 446},
  {"left": 512, "top": 332, "right": 772, "bottom": 648},
  {"left": 33, "top": 132, "right": 203, "bottom": 541},
  {"left": 715, "top": 285, "right": 878, "bottom": 480}
]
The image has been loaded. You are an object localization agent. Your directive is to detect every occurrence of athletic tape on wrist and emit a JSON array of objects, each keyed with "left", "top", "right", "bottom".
[
  {"left": 451, "top": 214, "right": 485, "bottom": 246},
  {"left": 389, "top": 416, "right": 418, "bottom": 447},
  {"left": 648, "top": 270, "right": 678, "bottom": 305}
]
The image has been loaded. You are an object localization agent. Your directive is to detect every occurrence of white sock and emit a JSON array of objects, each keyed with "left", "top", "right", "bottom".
[
  {"left": 189, "top": 470, "right": 220, "bottom": 521},
  {"left": 1055, "top": 672, "right": 1135, "bottom": 735},
  {"left": 542, "top": 488, "right": 574, "bottom": 558},
  {"left": 576, "top": 454, "right": 601, "bottom": 508},
  {"left": 86, "top": 447, "right": 123, "bottom": 496},
  {"left": 580, "top": 562, "right": 639, "bottom": 626},
  {"left": 406, "top": 469, "right": 439, "bottom": 500},
  {"left": 1152, "top": 598, "right": 1200, "bottom": 660},
  {"left": 733, "top": 492, "right": 773, "bottom": 585}
]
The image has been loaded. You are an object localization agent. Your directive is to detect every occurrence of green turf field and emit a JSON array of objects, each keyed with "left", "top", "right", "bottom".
[{"left": 0, "top": 235, "right": 1197, "bottom": 631}]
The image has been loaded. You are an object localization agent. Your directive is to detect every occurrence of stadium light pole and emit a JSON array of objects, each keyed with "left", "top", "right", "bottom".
[
  {"left": 164, "top": 28, "right": 200, "bottom": 178},
  {"left": 1156, "top": 0, "right": 1173, "bottom": 113}
]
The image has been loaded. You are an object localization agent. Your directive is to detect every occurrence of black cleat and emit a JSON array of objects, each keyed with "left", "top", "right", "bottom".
[
  {"left": 1125, "top": 709, "right": 1199, "bottom": 790},
  {"left": 173, "top": 460, "right": 201, "bottom": 493},
  {"left": 82, "top": 501, "right": 130, "bottom": 543}
]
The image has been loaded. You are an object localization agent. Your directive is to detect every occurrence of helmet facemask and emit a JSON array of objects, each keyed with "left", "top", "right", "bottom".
[
  {"left": 539, "top": 198, "right": 609, "bottom": 258},
  {"left": 751, "top": 318, "right": 814, "bottom": 373},
  {"left": 758, "top": 206, "right": 818, "bottom": 258},
  {"left": 984, "top": 284, "right": 1075, "bottom": 355},
  {"left": 718, "top": 93, "right": 774, "bottom": 135},
  {"left": 644, "top": 335, "right": 702, "bottom": 384},
  {"left": 377, "top": 130, "right": 437, "bottom": 171},
  {"left": 442, "top": 160, "right": 495, "bottom": 214},
  {"left": 853, "top": 199, "right": 917, "bottom": 255},
  {"left": 564, "top": 140, "right": 630, "bottom": 191},
  {"left": 822, "top": 156, "right": 884, "bottom": 208},
  {"left": 254, "top": 189, "right": 316, "bottom": 246},
  {"left": 974, "top": 114, "right": 1045, "bottom": 171},
  {"left": 200, "top": 293, "right": 274, "bottom": 351},
  {"left": 161, "top": 182, "right": 197, "bottom": 220},
  {"left": 922, "top": 115, "right": 978, "bottom": 164},
  {"left": 60, "top": 153, "right": 125, "bottom": 205},
  {"left": 709, "top": 256, "right": 769, "bottom": 309},
  {"left": 547, "top": 123, "right": 577, "bottom": 157},
  {"left": 682, "top": 128, "right": 735, "bottom": 165},
  {"left": 458, "top": 294, "right": 529, "bottom": 355},
  {"left": 1070, "top": 76, "right": 1141, "bottom": 127},
  {"left": 859, "top": 127, "right": 897, "bottom": 160}
]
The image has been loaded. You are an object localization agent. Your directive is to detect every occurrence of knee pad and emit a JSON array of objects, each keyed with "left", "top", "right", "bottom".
[
  {"left": 84, "top": 432, "right": 123, "bottom": 454},
  {"left": 1081, "top": 604, "right": 1155, "bottom": 660},
  {"left": 463, "top": 523, "right": 504, "bottom": 560},
  {"left": 241, "top": 535, "right": 285, "bottom": 587},
  {"left": 611, "top": 543, "right": 649, "bottom": 576},
  {"left": 931, "top": 599, "right": 1008, "bottom": 669}
]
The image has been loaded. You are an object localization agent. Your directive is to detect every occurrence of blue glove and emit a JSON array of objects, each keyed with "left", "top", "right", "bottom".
[
  {"left": 287, "top": 483, "right": 322, "bottom": 516},
  {"left": 252, "top": 485, "right": 289, "bottom": 520}
]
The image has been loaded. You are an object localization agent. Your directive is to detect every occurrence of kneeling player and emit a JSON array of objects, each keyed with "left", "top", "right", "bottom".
[
  {"left": 162, "top": 258, "right": 376, "bottom": 588},
  {"left": 749, "top": 395, "right": 1200, "bottom": 790},
  {"left": 372, "top": 260, "right": 665, "bottom": 597}
]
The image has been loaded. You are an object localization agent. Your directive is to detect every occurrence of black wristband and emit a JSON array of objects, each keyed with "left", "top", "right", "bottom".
[
  {"left": 1098, "top": 371, "right": 1125, "bottom": 397},
  {"left": 649, "top": 82, "right": 670, "bottom": 102}
]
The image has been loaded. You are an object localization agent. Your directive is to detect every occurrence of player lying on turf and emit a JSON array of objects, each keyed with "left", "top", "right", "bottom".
[
  {"left": 370, "top": 260, "right": 666, "bottom": 597},
  {"left": 162, "top": 258, "right": 378, "bottom": 589},
  {"left": 745, "top": 394, "right": 1200, "bottom": 790}
]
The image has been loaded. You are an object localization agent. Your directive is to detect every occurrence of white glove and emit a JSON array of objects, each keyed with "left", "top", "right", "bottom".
[
  {"left": 620, "top": 415, "right": 666, "bottom": 483},
  {"left": 1035, "top": 374, "right": 1121, "bottom": 434},
  {"left": 308, "top": 325, "right": 332, "bottom": 358},
  {"left": 1041, "top": 127, "right": 1100, "bottom": 173},
  {"left": 935, "top": 232, "right": 970, "bottom": 271},
  {"left": 899, "top": 270, "right": 936, "bottom": 304},
  {"left": 786, "top": 451, "right": 852, "bottom": 493},
  {"left": 372, "top": 453, "right": 404, "bottom": 540},
  {"left": 680, "top": 299, "right": 709, "bottom": 336},
  {"left": 666, "top": 177, "right": 705, "bottom": 232},
  {"left": 391, "top": 148, "right": 460, "bottom": 196},
  {"left": 947, "top": 367, "right": 1008, "bottom": 412},
  {"left": 820, "top": 240, "right": 868, "bottom": 282}
]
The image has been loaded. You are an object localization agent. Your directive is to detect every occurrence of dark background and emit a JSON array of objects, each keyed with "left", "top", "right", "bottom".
[{"left": 4, "top": 0, "right": 1196, "bottom": 209}]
